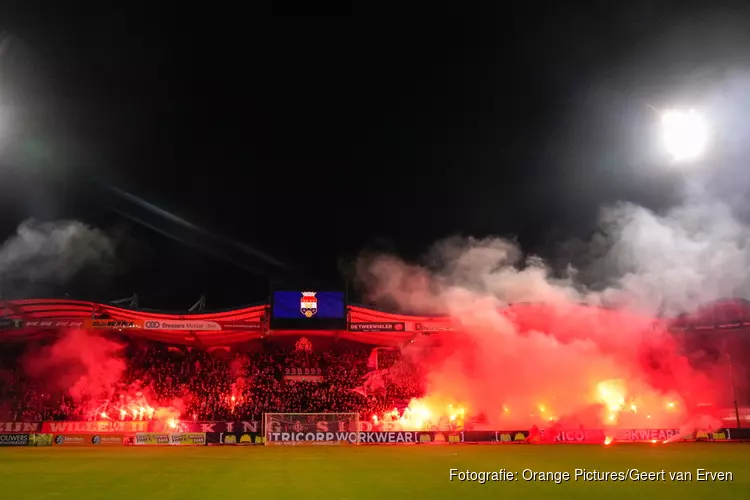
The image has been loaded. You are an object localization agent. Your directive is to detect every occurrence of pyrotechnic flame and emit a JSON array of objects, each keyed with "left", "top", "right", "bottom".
[
  {"left": 596, "top": 379, "right": 627, "bottom": 424},
  {"left": 604, "top": 436, "right": 614, "bottom": 445},
  {"left": 90, "top": 384, "right": 184, "bottom": 431},
  {"left": 376, "top": 397, "right": 468, "bottom": 431}
]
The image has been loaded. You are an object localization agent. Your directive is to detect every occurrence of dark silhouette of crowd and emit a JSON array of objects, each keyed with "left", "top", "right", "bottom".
[{"left": 0, "top": 340, "right": 425, "bottom": 422}]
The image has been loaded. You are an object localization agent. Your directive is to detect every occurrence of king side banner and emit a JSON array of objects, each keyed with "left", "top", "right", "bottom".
[{"left": 179, "top": 421, "right": 261, "bottom": 433}]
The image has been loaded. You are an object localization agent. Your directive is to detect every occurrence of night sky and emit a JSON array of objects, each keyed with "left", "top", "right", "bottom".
[{"left": 2, "top": 4, "right": 750, "bottom": 309}]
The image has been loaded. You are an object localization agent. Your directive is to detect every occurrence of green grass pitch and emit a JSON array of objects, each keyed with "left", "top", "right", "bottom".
[{"left": 1, "top": 444, "right": 748, "bottom": 499}]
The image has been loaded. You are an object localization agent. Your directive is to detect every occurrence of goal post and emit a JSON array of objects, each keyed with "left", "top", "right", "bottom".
[{"left": 264, "top": 413, "right": 360, "bottom": 445}]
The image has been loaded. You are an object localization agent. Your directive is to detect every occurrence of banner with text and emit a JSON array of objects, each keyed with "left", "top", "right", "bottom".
[
  {"left": 347, "top": 322, "right": 454, "bottom": 333},
  {"left": 23, "top": 319, "right": 86, "bottom": 329},
  {"left": 0, "top": 422, "right": 40, "bottom": 433},
  {"left": 348, "top": 322, "right": 406, "bottom": 332},
  {"left": 42, "top": 421, "right": 149, "bottom": 434},
  {"left": 53, "top": 434, "right": 125, "bottom": 445},
  {"left": 20, "top": 319, "right": 265, "bottom": 331},
  {"left": 179, "top": 421, "right": 262, "bottom": 434},
  {"left": 0, "top": 433, "right": 29, "bottom": 446},
  {"left": 133, "top": 433, "right": 206, "bottom": 446},
  {"left": 143, "top": 320, "right": 266, "bottom": 331},
  {"left": 541, "top": 428, "right": 705, "bottom": 443},
  {"left": 266, "top": 430, "right": 421, "bottom": 445},
  {"left": 84, "top": 319, "right": 144, "bottom": 330},
  {"left": 412, "top": 322, "right": 454, "bottom": 332}
]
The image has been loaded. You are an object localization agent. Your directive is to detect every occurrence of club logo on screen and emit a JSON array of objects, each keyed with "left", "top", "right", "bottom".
[{"left": 300, "top": 292, "right": 318, "bottom": 318}]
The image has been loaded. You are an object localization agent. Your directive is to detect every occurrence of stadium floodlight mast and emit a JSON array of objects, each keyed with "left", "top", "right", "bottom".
[{"left": 659, "top": 108, "right": 709, "bottom": 163}]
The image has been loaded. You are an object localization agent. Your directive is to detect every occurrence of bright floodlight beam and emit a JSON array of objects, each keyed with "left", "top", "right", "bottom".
[{"left": 660, "top": 109, "right": 709, "bottom": 162}]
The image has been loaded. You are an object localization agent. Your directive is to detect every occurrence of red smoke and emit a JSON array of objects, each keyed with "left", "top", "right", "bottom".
[
  {"left": 23, "top": 329, "right": 126, "bottom": 404},
  {"left": 357, "top": 246, "right": 723, "bottom": 431},
  {"left": 22, "top": 329, "right": 183, "bottom": 424}
]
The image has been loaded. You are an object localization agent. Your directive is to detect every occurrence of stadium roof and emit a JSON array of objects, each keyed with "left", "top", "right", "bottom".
[
  {"left": 0, "top": 299, "right": 450, "bottom": 347},
  {"left": 1, "top": 298, "right": 749, "bottom": 347}
]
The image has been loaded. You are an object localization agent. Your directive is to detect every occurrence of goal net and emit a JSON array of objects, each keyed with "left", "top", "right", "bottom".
[{"left": 264, "top": 413, "right": 360, "bottom": 445}]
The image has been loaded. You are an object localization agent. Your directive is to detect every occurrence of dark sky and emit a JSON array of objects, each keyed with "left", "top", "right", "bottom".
[{"left": 2, "top": 3, "right": 750, "bottom": 309}]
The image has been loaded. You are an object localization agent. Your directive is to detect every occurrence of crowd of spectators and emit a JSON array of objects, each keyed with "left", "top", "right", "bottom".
[{"left": 0, "top": 340, "right": 425, "bottom": 422}]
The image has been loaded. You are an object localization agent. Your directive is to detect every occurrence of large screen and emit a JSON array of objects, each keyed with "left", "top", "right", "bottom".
[{"left": 270, "top": 290, "right": 346, "bottom": 330}]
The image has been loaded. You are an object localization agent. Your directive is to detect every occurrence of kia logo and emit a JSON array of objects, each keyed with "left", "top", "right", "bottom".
[{"left": 145, "top": 321, "right": 160, "bottom": 328}]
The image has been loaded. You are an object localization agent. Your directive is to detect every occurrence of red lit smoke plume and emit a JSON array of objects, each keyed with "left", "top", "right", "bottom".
[
  {"left": 356, "top": 199, "right": 745, "bottom": 429},
  {"left": 22, "top": 329, "right": 126, "bottom": 406}
]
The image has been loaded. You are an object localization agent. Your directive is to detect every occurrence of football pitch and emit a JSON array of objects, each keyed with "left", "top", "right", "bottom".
[{"left": 1, "top": 444, "right": 748, "bottom": 499}]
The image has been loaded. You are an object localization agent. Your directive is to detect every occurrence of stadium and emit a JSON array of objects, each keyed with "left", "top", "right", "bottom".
[
  {"left": 1, "top": 292, "right": 749, "bottom": 498},
  {"left": 4, "top": 5, "right": 750, "bottom": 498}
]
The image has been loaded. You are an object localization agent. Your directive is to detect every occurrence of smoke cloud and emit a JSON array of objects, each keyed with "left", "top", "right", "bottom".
[
  {"left": 22, "top": 329, "right": 127, "bottom": 406},
  {"left": 570, "top": 198, "right": 750, "bottom": 315},
  {"left": 0, "top": 219, "right": 115, "bottom": 298},
  {"left": 356, "top": 196, "right": 745, "bottom": 429}
]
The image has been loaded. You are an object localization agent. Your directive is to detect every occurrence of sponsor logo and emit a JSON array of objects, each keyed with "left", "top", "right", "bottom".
[
  {"left": 93, "top": 435, "right": 124, "bottom": 445},
  {"left": 135, "top": 434, "right": 170, "bottom": 445},
  {"left": 219, "top": 322, "right": 265, "bottom": 331},
  {"left": 28, "top": 434, "right": 53, "bottom": 446},
  {"left": 614, "top": 429, "right": 681, "bottom": 442},
  {"left": 169, "top": 433, "right": 205, "bottom": 445},
  {"left": 547, "top": 428, "right": 682, "bottom": 443},
  {"left": 144, "top": 320, "right": 221, "bottom": 331},
  {"left": 0, "top": 433, "right": 29, "bottom": 446},
  {"left": 90, "top": 320, "right": 139, "bottom": 329},
  {"left": 348, "top": 322, "right": 405, "bottom": 332},
  {"left": 54, "top": 435, "right": 86, "bottom": 445},
  {"left": 300, "top": 292, "right": 318, "bottom": 318},
  {"left": 267, "top": 431, "right": 419, "bottom": 444},
  {"left": 414, "top": 323, "right": 453, "bottom": 332}
]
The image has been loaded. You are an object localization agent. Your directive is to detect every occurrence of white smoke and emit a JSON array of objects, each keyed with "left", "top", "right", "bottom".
[
  {"left": 0, "top": 219, "right": 115, "bottom": 297},
  {"left": 360, "top": 194, "right": 750, "bottom": 317},
  {"left": 582, "top": 199, "right": 750, "bottom": 316}
]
